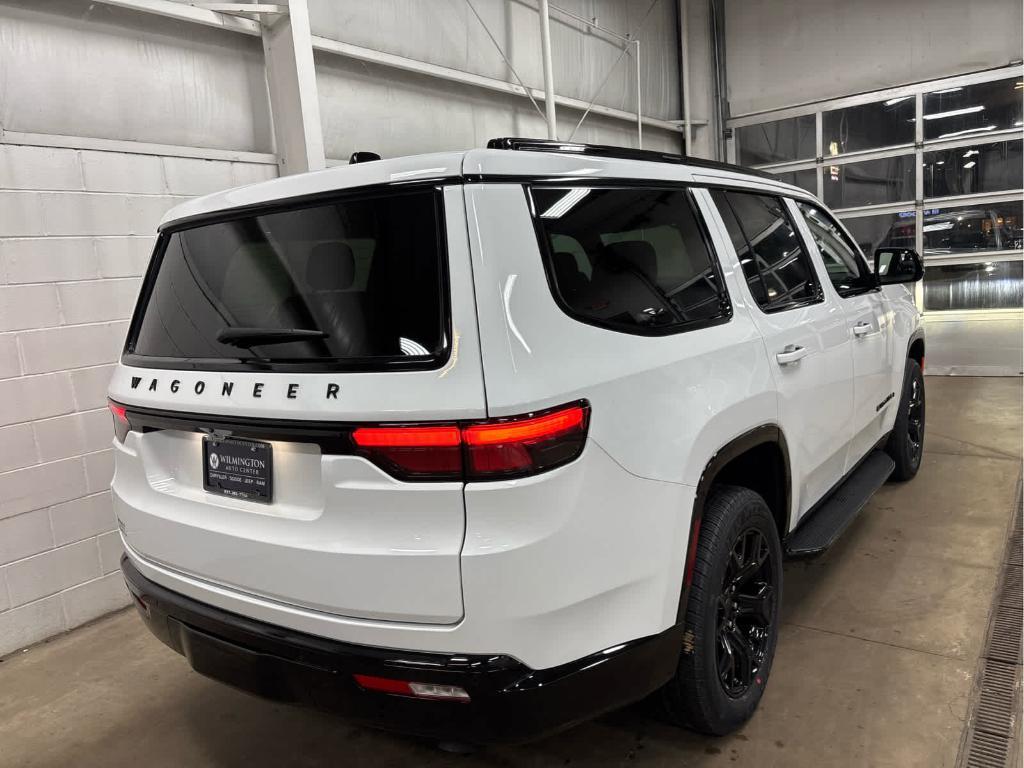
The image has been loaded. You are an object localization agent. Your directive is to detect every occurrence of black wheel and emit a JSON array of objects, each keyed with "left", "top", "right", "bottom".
[
  {"left": 886, "top": 358, "right": 925, "bottom": 481},
  {"left": 663, "top": 485, "right": 782, "bottom": 735}
]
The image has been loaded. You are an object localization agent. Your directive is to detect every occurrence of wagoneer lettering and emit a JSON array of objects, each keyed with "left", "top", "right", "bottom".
[{"left": 127, "top": 375, "right": 340, "bottom": 401}]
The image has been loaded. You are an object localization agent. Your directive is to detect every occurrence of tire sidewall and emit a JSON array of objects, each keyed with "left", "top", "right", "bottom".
[
  {"left": 694, "top": 493, "right": 783, "bottom": 731},
  {"left": 889, "top": 359, "right": 925, "bottom": 479}
]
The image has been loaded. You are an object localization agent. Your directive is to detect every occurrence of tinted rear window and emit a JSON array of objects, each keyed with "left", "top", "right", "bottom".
[
  {"left": 529, "top": 186, "right": 730, "bottom": 334},
  {"left": 127, "top": 188, "right": 448, "bottom": 370}
]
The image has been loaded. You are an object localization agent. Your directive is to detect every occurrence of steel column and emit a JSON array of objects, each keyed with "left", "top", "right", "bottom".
[{"left": 261, "top": 0, "right": 325, "bottom": 174}]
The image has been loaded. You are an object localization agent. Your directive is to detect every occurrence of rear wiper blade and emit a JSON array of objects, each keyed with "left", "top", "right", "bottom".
[{"left": 216, "top": 327, "right": 329, "bottom": 348}]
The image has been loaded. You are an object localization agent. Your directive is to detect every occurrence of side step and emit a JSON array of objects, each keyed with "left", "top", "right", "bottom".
[{"left": 785, "top": 450, "right": 895, "bottom": 557}]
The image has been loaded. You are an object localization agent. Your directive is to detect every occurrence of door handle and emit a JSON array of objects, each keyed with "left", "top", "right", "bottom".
[
  {"left": 853, "top": 322, "right": 872, "bottom": 338},
  {"left": 776, "top": 344, "right": 808, "bottom": 366}
]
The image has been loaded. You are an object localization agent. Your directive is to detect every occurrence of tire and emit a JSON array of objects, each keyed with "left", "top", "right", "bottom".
[
  {"left": 663, "top": 485, "right": 782, "bottom": 735},
  {"left": 885, "top": 358, "right": 925, "bottom": 482}
]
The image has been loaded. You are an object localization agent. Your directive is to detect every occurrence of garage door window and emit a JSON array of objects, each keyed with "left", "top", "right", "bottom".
[{"left": 923, "top": 260, "right": 1024, "bottom": 311}]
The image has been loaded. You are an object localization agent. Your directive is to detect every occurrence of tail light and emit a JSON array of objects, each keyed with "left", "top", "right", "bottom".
[
  {"left": 352, "top": 401, "right": 590, "bottom": 481},
  {"left": 463, "top": 405, "right": 588, "bottom": 478},
  {"left": 351, "top": 425, "right": 462, "bottom": 480},
  {"left": 109, "top": 400, "right": 131, "bottom": 443}
]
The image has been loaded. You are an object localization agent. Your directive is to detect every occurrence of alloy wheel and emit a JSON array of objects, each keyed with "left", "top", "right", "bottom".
[{"left": 716, "top": 528, "right": 775, "bottom": 698}]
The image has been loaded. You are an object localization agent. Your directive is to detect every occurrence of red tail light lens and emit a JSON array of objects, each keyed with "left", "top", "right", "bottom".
[
  {"left": 108, "top": 400, "right": 131, "bottom": 443},
  {"left": 352, "top": 424, "right": 462, "bottom": 480},
  {"left": 350, "top": 402, "right": 590, "bottom": 481},
  {"left": 463, "top": 404, "right": 589, "bottom": 478}
]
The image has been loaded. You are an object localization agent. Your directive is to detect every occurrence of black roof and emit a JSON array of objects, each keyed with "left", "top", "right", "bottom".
[{"left": 486, "top": 137, "right": 779, "bottom": 182}]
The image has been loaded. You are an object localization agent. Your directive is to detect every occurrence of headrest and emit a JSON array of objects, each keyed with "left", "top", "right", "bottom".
[
  {"left": 603, "top": 240, "right": 657, "bottom": 280},
  {"left": 552, "top": 251, "right": 584, "bottom": 282},
  {"left": 306, "top": 242, "right": 356, "bottom": 290}
]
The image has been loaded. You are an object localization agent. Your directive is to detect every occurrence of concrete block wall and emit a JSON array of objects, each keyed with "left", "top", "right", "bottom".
[{"left": 0, "top": 143, "right": 276, "bottom": 657}]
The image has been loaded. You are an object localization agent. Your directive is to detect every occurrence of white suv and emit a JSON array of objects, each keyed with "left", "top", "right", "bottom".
[{"left": 109, "top": 138, "right": 925, "bottom": 743}]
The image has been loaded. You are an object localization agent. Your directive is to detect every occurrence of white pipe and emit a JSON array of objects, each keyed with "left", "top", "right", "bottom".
[
  {"left": 538, "top": 0, "right": 558, "bottom": 140},
  {"left": 635, "top": 40, "right": 642, "bottom": 148},
  {"left": 548, "top": 3, "right": 630, "bottom": 42},
  {"left": 680, "top": 0, "right": 692, "bottom": 154}
]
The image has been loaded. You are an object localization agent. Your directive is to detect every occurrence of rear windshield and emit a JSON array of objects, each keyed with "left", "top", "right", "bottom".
[{"left": 126, "top": 188, "right": 449, "bottom": 371}]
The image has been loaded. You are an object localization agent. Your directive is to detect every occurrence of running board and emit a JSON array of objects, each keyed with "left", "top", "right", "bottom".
[{"left": 785, "top": 450, "right": 895, "bottom": 557}]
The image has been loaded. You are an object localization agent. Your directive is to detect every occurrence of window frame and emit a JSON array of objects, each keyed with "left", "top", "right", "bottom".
[
  {"left": 122, "top": 182, "right": 454, "bottom": 374},
  {"left": 793, "top": 200, "right": 880, "bottom": 299},
  {"left": 526, "top": 182, "right": 734, "bottom": 338},
  {"left": 708, "top": 187, "right": 826, "bottom": 315}
]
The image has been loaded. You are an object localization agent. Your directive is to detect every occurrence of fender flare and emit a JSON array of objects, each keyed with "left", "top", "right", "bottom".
[
  {"left": 675, "top": 424, "right": 791, "bottom": 623},
  {"left": 906, "top": 328, "right": 925, "bottom": 363}
]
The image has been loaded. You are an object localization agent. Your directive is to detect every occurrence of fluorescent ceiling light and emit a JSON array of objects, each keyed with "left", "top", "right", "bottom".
[
  {"left": 923, "top": 222, "right": 954, "bottom": 233},
  {"left": 922, "top": 105, "right": 985, "bottom": 120},
  {"left": 963, "top": 150, "right": 980, "bottom": 157},
  {"left": 963, "top": 161, "right": 976, "bottom": 169},
  {"left": 540, "top": 188, "right": 590, "bottom": 219},
  {"left": 884, "top": 96, "right": 912, "bottom": 106},
  {"left": 932, "top": 87, "right": 963, "bottom": 94},
  {"left": 938, "top": 125, "right": 997, "bottom": 139},
  {"left": 936, "top": 160, "right": 945, "bottom": 165}
]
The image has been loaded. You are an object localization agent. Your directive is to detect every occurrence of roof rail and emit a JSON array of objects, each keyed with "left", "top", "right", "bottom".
[{"left": 485, "top": 137, "right": 779, "bottom": 182}]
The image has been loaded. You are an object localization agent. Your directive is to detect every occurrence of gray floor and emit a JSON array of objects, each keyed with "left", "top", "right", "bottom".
[{"left": 1, "top": 376, "right": 1020, "bottom": 768}]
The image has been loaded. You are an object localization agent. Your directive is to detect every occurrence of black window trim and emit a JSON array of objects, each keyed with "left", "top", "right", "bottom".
[
  {"left": 708, "top": 187, "right": 826, "bottom": 316},
  {"left": 793, "top": 199, "right": 883, "bottom": 300},
  {"left": 122, "top": 181, "right": 454, "bottom": 374},
  {"left": 525, "top": 182, "right": 734, "bottom": 338}
]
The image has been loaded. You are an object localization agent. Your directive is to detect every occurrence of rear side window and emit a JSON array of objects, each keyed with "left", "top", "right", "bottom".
[
  {"left": 711, "top": 190, "right": 822, "bottom": 312},
  {"left": 127, "top": 188, "right": 448, "bottom": 371},
  {"left": 529, "top": 186, "right": 731, "bottom": 334}
]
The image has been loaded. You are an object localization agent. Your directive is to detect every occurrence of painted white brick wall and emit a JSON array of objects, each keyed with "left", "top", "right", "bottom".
[{"left": 0, "top": 142, "right": 276, "bottom": 657}]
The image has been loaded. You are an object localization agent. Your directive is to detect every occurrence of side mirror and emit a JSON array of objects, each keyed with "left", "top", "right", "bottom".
[{"left": 874, "top": 247, "right": 923, "bottom": 284}]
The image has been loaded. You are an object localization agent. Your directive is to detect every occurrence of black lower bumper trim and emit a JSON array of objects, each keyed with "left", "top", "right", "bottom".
[{"left": 121, "top": 556, "right": 684, "bottom": 744}]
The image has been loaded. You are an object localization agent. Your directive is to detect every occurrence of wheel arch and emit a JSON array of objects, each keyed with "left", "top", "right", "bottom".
[
  {"left": 908, "top": 331, "right": 925, "bottom": 368},
  {"left": 675, "top": 425, "right": 791, "bottom": 623}
]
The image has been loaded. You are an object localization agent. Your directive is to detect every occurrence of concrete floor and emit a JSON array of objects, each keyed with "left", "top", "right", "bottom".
[{"left": 1, "top": 376, "right": 1020, "bottom": 768}]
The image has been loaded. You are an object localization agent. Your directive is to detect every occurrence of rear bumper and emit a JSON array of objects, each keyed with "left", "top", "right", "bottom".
[{"left": 122, "top": 555, "right": 683, "bottom": 744}]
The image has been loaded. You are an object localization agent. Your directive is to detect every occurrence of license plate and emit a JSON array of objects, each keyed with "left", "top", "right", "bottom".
[{"left": 203, "top": 436, "right": 273, "bottom": 503}]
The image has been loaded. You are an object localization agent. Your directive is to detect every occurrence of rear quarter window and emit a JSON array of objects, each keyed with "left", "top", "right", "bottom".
[{"left": 529, "top": 186, "right": 731, "bottom": 335}]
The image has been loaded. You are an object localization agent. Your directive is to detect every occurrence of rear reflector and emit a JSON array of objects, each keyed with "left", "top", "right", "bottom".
[
  {"left": 353, "top": 674, "right": 470, "bottom": 702},
  {"left": 349, "top": 401, "right": 589, "bottom": 481},
  {"left": 683, "top": 516, "right": 702, "bottom": 586}
]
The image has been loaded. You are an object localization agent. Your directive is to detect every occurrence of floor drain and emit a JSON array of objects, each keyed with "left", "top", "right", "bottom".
[{"left": 957, "top": 477, "right": 1022, "bottom": 768}]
